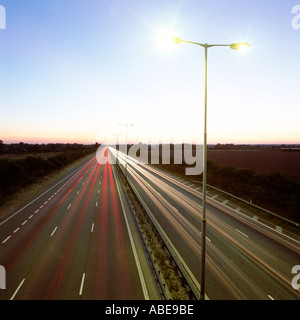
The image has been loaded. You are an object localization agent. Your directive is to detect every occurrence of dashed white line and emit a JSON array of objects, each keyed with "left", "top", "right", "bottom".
[
  {"left": 34, "top": 209, "right": 39, "bottom": 214},
  {"left": 10, "top": 278, "right": 26, "bottom": 300},
  {"left": 79, "top": 273, "right": 86, "bottom": 296},
  {"left": 77, "top": 191, "right": 80, "bottom": 195},
  {"left": 2, "top": 236, "right": 11, "bottom": 244},
  {"left": 51, "top": 226, "right": 58, "bottom": 237},
  {"left": 91, "top": 223, "right": 94, "bottom": 233},
  {"left": 67, "top": 204, "right": 72, "bottom": 210},
  {"left": 268, "top": 295, "right": 275, "bottom": 300},
  {"left": 21, "top": 220, "right": 28, "bottom": 226},
  {"left": 96, "top": 202, "right": 98, "bottom": 207},
  {"left": 235, "top": 229, "right": 249, "bottom": 238},
  {"left": 28, "top": 215, "right": 33, "bottom": 220},
  {"left": 13, "top": 227, "right": 20, "bottom": 233}
]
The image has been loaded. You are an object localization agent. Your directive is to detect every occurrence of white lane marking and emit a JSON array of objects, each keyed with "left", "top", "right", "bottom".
[
  {"left": 112, "top": 166, "right": 150, "bottom": 300},
  {"left": 79, "top": 273, "right": 86, "bottom": 296},
  {"left": 10, "top": 278, "right": 26, "bottom": 300},
  {"left": 206, "top": 236, "right": 211, "bottom": 242},
  {"left": 235, "top": 229, "right": 249, "bottom": 238},
  {"left": 51, "top": 226, "right": 58, "bottom": 237},
  {"left": 13, "top": 227, "right": 20, "bottom": 233},
  {"left": 28, "top": 215, "right": 34, "bottom": 220},
  {"left": 276, "top": 226, "right": 283, "bottom": 233},
  {"left": 21, "top": 220, "right": 28, "bottom": 226},
  {"left": 0, "top": 159, "right": 89, "bottom": 227},
  {"left": 91, "top": 223, "right": 94, "bottom": 233},
  {"left": 95, "top": 202, "right": 98, "bottom": 207},
  {"left": 2, "top": 236, "right": 11, "bottom": 244},
  {"left": 172, "top": 206, "right": 178, "bottom": 212},
  {"left": 77, "top": 191, "right": 80, "bottom": 195},
  {"left": 67, "top": 204, "right": 72, "bottom": 210},
  {"left": 268, "top": 295, "right": 275, "bottom": 300},
  {"left": 34, "top": 209, "right": 39, "bottom": 214}
]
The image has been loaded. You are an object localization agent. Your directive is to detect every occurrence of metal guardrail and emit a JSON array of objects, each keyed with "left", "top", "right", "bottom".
[
  {"left": 115, "top": 155, "right": 201, "bottom": 300},
  {"left": 201, "top": 183, "right": 300, "bottom": 228},
  {"left": 127, "top": 178, "right": 200, "bottom": 300}
]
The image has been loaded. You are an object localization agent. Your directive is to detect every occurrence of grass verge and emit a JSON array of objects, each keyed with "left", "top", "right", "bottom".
[
  {"left": 0, "top": 152, "right": 95, "bottom": 220},
  {"left": 116, "top": 164, "right": 192, "bottom": 300}
]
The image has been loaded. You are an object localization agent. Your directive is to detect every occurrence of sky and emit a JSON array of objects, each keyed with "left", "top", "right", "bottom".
[{"left": 0, "top": 0, "right": 299, "bottom": 145}]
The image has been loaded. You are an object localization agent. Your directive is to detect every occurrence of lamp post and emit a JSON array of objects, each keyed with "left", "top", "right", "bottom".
[
  {"left": 118, "top": 123, "right": 134, "bottom": 180},
  {"left": 171, "top": 36, "right": 249, "bottom": 300}
]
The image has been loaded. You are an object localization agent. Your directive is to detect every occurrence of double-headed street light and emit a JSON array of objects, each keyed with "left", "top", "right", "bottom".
[{"left": 169, "top": 36, "right": 249, "bottom": 300}]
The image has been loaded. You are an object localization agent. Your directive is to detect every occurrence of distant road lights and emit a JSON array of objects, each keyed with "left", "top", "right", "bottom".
[
  {"left": 118, "top": 124, "right": 134, "bottom": 180},
  {"left": 169, "top": 35, "right": 250, "bottom": 300}
]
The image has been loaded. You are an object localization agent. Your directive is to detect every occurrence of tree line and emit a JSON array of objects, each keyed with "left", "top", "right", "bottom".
[
  {"left": 0, "top": 141, "right": 98, "bottom": 154},
  {"left": 205, "top": 161, "right": 300, "bottom": 223},
  {"left": 0, "top": 145, "right": 97, "bottom": 205}
]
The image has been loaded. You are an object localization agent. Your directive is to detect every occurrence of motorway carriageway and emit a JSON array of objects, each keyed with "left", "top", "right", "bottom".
[
  {"left": 0, "top": 149, "right": 159, "bottom": 300},
  {"left": 112, "top": 148, "right": 300, "bottom": 300}
]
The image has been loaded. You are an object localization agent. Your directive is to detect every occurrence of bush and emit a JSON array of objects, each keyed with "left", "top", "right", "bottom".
[{"left": 0, "top": 146, "right": 96, "bottom": 205}]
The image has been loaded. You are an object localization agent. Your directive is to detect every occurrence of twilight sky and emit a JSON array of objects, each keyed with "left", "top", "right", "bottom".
[{"left": 0, "top": 0, "right": 299, "bottom": 144}]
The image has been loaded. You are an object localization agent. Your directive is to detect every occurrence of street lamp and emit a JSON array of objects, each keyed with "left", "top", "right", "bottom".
[
  {"left": 118, "top": 123, "right": 134, "bottom": 180},
  {"left": 171, "top": 36, "right": 249, "bottom": 300}
]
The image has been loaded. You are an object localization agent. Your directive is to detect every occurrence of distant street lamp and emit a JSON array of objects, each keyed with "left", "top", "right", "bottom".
[
  {"left": 170, "top": 36, "right": 250, "bottom": 300},
  {"left": 118, "top": 123, "right": 134, "bottom": 180}
]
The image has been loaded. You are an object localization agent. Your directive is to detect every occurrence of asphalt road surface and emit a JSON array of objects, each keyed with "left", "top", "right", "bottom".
[
  {"left": 113, "top": 148, "right": 300, "bottom": 300},
  {"left": 0, "top": 149, "right": 156, "bottom": 300}
]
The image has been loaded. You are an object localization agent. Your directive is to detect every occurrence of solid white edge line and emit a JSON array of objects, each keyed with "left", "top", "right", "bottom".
[
  {"left": 10, "top": 278, "right": 26, "bottom": 300},
  {"left": 112, "top": 163, "right": 150, "bottom": 300},
  {"left": 0, "top": 158, "right": 92, "bottom": 227}
]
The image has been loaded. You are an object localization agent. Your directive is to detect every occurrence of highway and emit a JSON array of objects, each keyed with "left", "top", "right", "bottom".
[
  {"left": 1, "top": 146, "right": 299, "bottom": 300},
  {"left": 113, "top": 148, "right": 300, "bottom": 300},
  {"left": 0, "top": 149, "right": 157, "bottom": 300}
]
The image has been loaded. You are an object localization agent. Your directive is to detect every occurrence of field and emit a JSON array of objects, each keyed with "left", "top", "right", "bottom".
[
  {"left": 0, "top": 152, "right": 60, "bottom": 160},
  {"left": 207, "top": 150, "right": 300, "bottom": 181}
]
